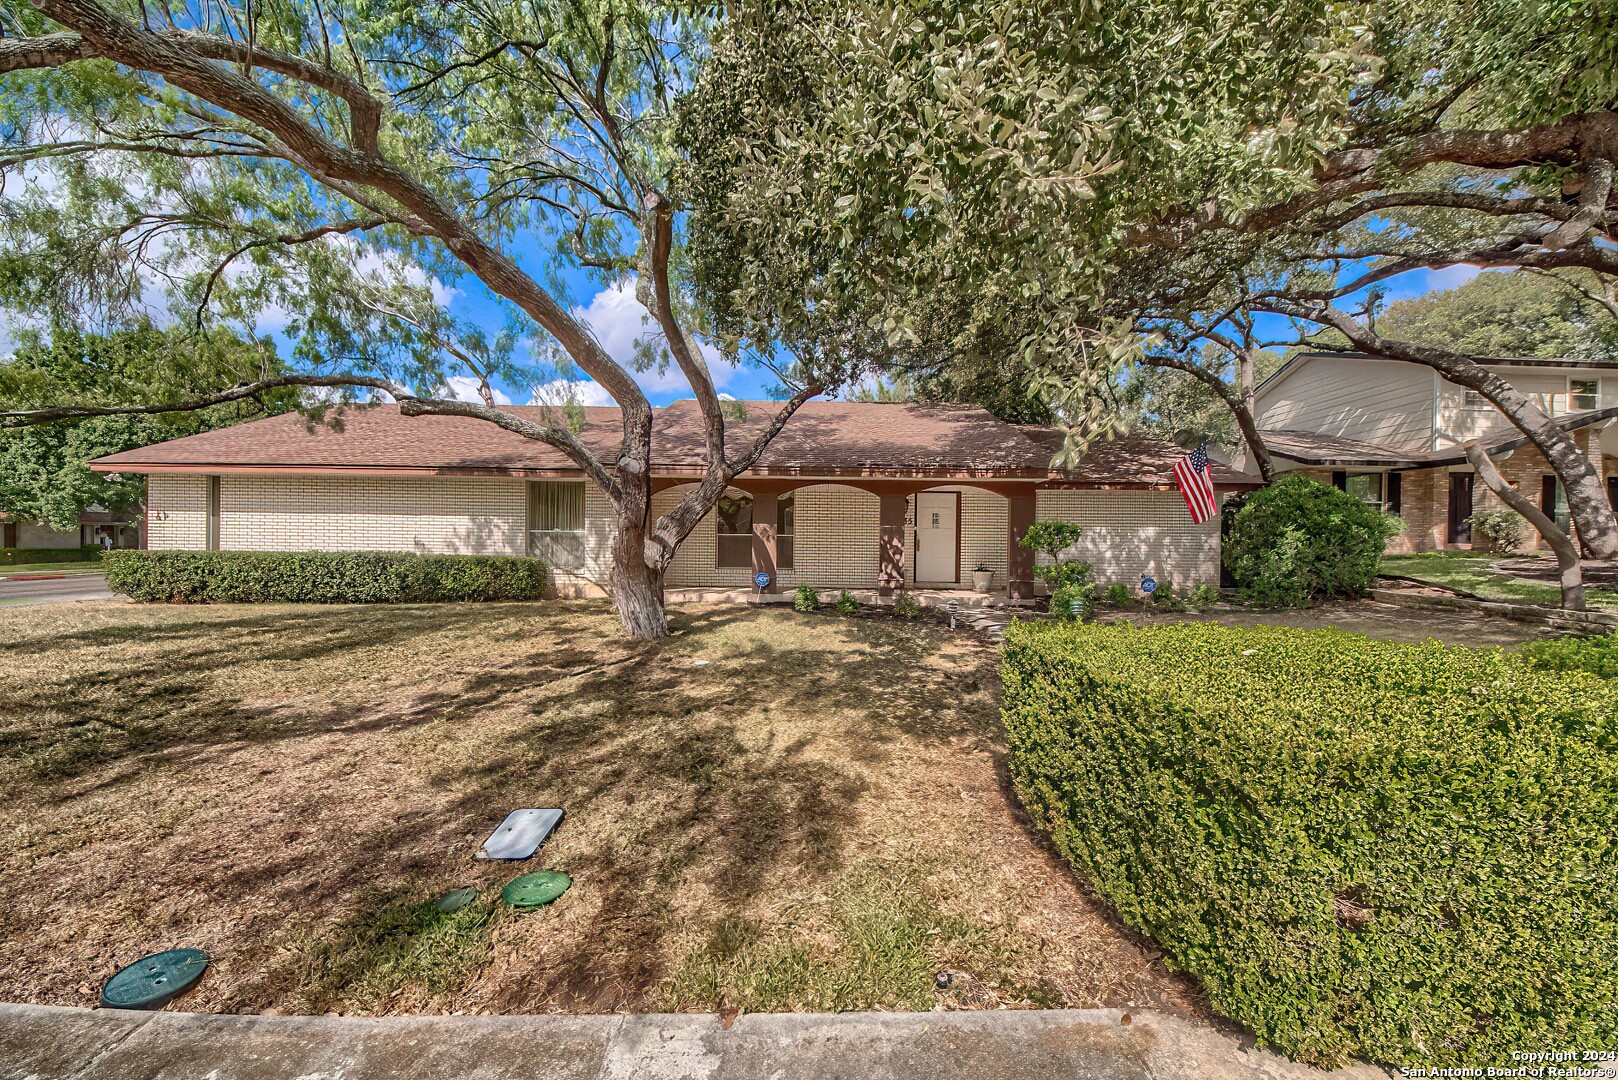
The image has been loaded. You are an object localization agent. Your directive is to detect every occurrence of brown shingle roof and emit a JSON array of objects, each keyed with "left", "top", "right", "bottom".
[{"left": 91, "top": 400, "right": 1249, "bottom": 486}]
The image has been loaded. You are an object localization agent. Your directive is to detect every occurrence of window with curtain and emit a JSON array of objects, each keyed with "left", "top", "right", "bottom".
[
  {"left": 529, "top": 481, "right": 586, "bottom": 568},
  {"left": 717, "top": 494, "right": 753, "bottom": 568},
  {"left": 778, "top": 494, "right": 795, "bottom": 570}
]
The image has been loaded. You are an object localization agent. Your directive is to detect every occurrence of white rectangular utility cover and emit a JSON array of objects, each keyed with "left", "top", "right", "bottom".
[{"left": 476, "top": 808, "right": 564, "bottom": 860}]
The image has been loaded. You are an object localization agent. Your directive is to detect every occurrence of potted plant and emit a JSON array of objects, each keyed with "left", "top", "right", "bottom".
[{"left": 970, "top": 562, "right": 995, "bottom": 592}]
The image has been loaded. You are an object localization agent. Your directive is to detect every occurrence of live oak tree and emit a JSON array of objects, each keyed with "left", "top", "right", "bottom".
[
  {"left": 686, "top": 1, "right": 1618, "bottom": 558},
  {"left": 0, "top": 320, "right": 295, "bottom": 533},
  {"left": 680, "top": 1, "right": 1373, "bottom": 467},
  {"left": 0, "top": 0, "right": 859, "bottom": 639},
  {"left": 1123, "top": 0, "right": 1618, "bottom": 558}
]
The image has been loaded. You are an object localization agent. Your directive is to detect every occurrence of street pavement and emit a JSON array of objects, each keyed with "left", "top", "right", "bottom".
[{"left": 0, "top": 572, "right": 115, "bottom": 606}]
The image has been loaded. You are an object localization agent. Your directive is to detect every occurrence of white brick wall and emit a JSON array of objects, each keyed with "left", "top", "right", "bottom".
[
  {"left": 146, "top": 475, "right": 210, "bottom": 550},
  {"left": 1035, "top": 490, "right": 1220, "bottom": 588},
  {"left": 143, "top": 472, "right": 1221, "bottom": 595},
  {"left": 146, "top": 474, "right": 526, "bottom": 555}
]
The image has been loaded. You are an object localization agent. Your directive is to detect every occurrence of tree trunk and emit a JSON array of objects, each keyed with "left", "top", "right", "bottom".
[
  {"left": 1464, "top": 441, "right": 1585, "bottom": 611},
  {"left": 609, "top": 521, "right": 670, "bottom": 640}
]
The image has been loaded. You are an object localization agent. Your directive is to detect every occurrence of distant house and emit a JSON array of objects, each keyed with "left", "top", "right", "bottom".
[
  {"left": 90, "top": 401, "right": 1254, "bottom": 598},
  {"left": 1, "top": 512, "right": 142, "bottom": 551},
  {"left": 1243, "top": 351, "right": 1618, "bottom": 551}
]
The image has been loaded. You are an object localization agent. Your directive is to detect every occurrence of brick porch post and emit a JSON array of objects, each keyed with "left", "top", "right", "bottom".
[
  {"left": 1007, "top": 492, "right": 1036, "bottom": 600},
  {"left": 878, "top": 494, "right": 908, "bottom": 595}
]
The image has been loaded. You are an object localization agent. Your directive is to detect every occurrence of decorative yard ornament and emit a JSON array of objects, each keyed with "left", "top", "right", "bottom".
[
  {"left": 1140, "top": 577, "right": 1158, "bottom": 594},
  {"left": 946, "top": 598, "right": 960, "bottom": 630}
]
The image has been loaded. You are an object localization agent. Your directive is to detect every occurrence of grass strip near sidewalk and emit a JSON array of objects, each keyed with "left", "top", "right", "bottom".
[{"left": 1378, "top": 552, "right": 1618, "bottom": 610}]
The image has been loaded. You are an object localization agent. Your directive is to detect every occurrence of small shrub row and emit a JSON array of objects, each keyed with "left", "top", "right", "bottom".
[
  {"left": 102, "top": 549, "right": 549, "bottom": 604},
  {"left": 1000, "top": 620, "right": 1618, "bottom": 1068}
]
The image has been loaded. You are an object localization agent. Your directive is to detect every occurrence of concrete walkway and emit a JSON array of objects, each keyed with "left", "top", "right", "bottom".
[{"left": 0, "top": 1003, "right": 1388, "bottom": 1080}]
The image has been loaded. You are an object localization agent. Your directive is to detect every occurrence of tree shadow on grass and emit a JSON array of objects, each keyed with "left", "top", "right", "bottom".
[{"left": 3, "top": 600, "right": 1013, "bottom": 1014}]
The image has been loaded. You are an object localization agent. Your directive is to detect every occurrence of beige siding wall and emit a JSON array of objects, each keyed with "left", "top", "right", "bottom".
[
  {"left": 1258, "top": 356, "right": 1434, "bottom": 450},
  {"left": 1034, "top": 490, "right": 1220, "bottom": 588},
  {"left": 1434, "top": 370, "right": 1616, "bottom": 447},
  {"left": 146, "top": 475, "right": 210, "bottom": 550}
]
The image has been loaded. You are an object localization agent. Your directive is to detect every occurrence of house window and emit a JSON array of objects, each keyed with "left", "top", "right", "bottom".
[
  {"left": 1342, "top": 472, "right": 1385, "bottom": 510},
  {"left": 1462, "top": 389, "right": 1490, "bottom": 408},
  {"left": 1571, "top": 379, "right": 1601, "bottom": 411},
  {"left": 205, "top": 476, "right": 221, "bottom": 551},
  {"left": 529, "top": 481, "right": 586, "bottom": 569},
  {"left": 716, "top": 494, "right": 752, "bottom": 568},
  {"left": 1544, "top": 477, "right": 1571, "bottom": 534},
  {"left": 778, "top": 494, "right": 795, "bottom": 571}
]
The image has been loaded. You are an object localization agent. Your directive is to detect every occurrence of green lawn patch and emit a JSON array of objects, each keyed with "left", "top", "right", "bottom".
[
  {"left": 1379, "top": 551, "right": 1618, "bottom": 610},
  {"left": 1002, "top": 620, "right": 1618, "bottom": 1069}
]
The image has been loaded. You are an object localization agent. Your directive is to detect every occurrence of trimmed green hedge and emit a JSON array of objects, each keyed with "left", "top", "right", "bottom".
[
  {"left": 2, "top": 546, "right": 101, "bottom": 564},
  {"left": 102, "top": 549, "right": 549, "bottom": 604},
  {"left": 1001, "top": 620, "right": 1618, "bottom": 1068},
  {"left": 1519, "top": 631, "right": 1618, "bottom": 679}
]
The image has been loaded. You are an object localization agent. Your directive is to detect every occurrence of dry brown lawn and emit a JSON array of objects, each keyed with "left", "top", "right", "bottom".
[{"left": 0, "top": 600, "right": 1200, "bottom": 1018}]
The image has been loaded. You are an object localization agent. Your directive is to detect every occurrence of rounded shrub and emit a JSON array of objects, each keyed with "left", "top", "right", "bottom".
[
  {"left": 1001, "top": 620, "right": 1618, "bottom": 1068},
  {"left": 793, "top": 584, "right": 820, "bottom": 612},
  {"left": 1224, "top": 475, "right": 1401, "bottom": 607}
]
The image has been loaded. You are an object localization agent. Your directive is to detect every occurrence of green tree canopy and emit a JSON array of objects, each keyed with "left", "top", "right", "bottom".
[
  {"left": 1371, "top": 270, "right": 1618, "bottom": 361},
  {"left": 0, "top": 321, "right": 296, "bottom": 532}
]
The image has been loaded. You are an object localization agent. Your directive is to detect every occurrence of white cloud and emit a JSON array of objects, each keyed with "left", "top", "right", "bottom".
[
  {"left": 1423, "top": 265, "right": 1485, "bottom": 292},
  {"left": 565, "top": 280, "right": 732, "bottom": 396},
  {"left": 528, "top": 378, "right": 618, "bottom": 407},
  {"left": 444, "top": 376, "right": 513, "bottom": 405}
]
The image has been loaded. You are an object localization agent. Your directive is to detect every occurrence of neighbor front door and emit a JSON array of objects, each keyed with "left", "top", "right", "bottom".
[
  {"left": 915, "top": 492, "right": 959, "bottom": 583},
  {"left": 1447, "top": 473, "right": 1474, "bottom": 546}
]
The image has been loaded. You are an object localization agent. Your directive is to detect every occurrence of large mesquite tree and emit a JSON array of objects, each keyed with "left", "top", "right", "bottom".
[{"left": 0, "top": 0, "right": 857, "bottom": 638}]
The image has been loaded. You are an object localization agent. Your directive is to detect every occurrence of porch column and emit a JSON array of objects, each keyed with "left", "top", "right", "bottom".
[
  {"left": 751, "top": 490, "right": 780, "bottom": 593},
  {"left": 878, "top": 494, "right": 908, "bottom": 595},
  {"left": 1007, "top": 492, "right": 1036, "bottom": 600}
]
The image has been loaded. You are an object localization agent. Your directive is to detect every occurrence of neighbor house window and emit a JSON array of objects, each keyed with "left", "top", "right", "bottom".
[
  {"left": 529, "top": 481, "right": 585, "bottom": 569},
  {"left": 1543, "top": 477, "right": 1571, "bottom": 534},
  {"left": 778, "top": 494, "right": 795, "bottom": 570},
  {"left": 1462, "top": 389, "right": 1490, "bottom": 408},
  {"left": 717, "top": 494, "right": 752, "bottom": 568},
  {"left": 1571, "top": 379, "right": 1601, "bottom": 411},
  {"left": 1342, "top": 472, "right": 1385, "bottom": 510}
]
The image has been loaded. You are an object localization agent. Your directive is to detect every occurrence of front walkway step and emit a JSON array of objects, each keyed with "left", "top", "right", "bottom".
[{"left": 0, "top": 1003, "right": 1387, "bottom": 1080}]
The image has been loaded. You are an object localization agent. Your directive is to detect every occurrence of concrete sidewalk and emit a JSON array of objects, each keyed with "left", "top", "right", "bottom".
[{"left": 0, "top": 1003, "right": 1388, "bottom": 1080}]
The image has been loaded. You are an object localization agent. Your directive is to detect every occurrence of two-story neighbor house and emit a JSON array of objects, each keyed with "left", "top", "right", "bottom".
[{"left": 1246, "top": 351, "right": 1618, "bottom": 551}]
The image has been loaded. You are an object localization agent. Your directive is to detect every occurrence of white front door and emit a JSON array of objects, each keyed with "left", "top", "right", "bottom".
[{"left": 915, "top": 492, "right": 958, "bottom": 583}]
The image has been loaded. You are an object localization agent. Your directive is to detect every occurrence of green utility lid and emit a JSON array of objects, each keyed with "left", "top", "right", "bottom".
[
  {"left": 101, "top": 948, "right": 209, "bottom": 1010},
  {"left": 433, "top": 887, "right": 480, "bottom": 914},
  {"left": 501, "top": 871, "right": 572, "bottom": 909}
]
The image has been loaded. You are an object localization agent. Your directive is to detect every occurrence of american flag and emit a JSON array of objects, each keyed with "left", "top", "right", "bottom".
[{"left": 1173, "top": 444, "right": 1218, "bottom": 524}]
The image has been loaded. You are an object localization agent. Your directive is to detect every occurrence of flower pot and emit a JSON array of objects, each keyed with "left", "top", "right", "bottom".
[{"left": 971, "top": 569, "right": 994, "bottom": 593}]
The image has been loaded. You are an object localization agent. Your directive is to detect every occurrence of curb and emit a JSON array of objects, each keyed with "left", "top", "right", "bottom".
[{"left": 0, "top": 1003, "right": 1388, "bottom": 1080}]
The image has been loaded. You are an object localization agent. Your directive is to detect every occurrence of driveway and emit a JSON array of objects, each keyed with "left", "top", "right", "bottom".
[{"left": 0, "top": 572, "right": 115, "bottom": 607}]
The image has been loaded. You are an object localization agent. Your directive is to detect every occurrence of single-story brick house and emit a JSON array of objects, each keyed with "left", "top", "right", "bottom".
[{"left": 91, "top": 400, "right": 1250, "bottom": 599}]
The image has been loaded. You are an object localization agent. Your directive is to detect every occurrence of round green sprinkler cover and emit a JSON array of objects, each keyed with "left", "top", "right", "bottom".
[
  {"left": 502, "top": 871, "right": 572, "bottom": 909},
  {"left": 433, "top": 887, "right": 480, "bottom": 914},
  {"left": 101, "top": 948, "right": 209, "bottom": 1010}
]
